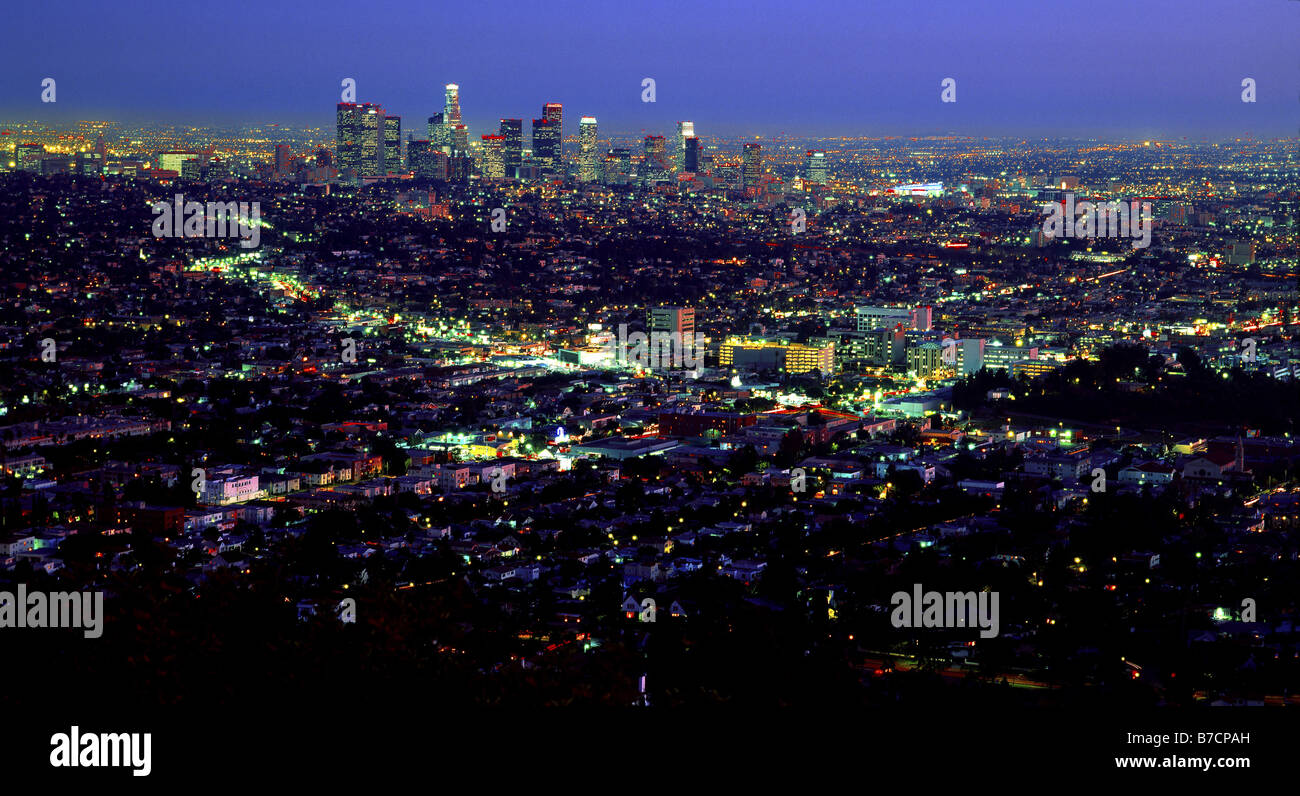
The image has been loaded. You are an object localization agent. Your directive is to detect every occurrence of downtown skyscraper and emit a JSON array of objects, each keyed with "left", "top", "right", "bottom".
[
  {"left": 683, "top": 136, "right": 700, "bottom": 173},
  {"left": 336, "top": 102, "right": 386, "bottom": 176},
  {"left": 742, "top": 142, "right": 762, "bottom": 193},
  {"left": 532, "top": 103, "right": 563, "bottom": 177},
  {"left": 444, "top": 84, "right": 461, "bottom": 126},
  {"left": 578, "top": 116, "right": 599, "bottom": 182},
  {"left": 674, "top": 121, "right": 694, "bottom": 172},
  {"left": 427, "top": 84, "right": 463, "bottom": 156},
  {"left": 803, "top": 150, "right": 827, "bottom": 184},
  {"left": 481, "top": 135, "right": 506, "bottom": 180},
  {"left": 643, "top": 135, "right": 668, "bottom": 181},
  {"left": 428, "top": 113, "right": 449, "bottom": 153},
  {"left": 383, "top": 116, "right": 402, "bottom": 173},
  {"left": 498, "top": 119, "right": 522, "bottom": 178}
]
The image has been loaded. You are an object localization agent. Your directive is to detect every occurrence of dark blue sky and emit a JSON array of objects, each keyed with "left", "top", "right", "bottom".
[{"left": 3, "top": 0, "right": 1296, "bottom": 137}]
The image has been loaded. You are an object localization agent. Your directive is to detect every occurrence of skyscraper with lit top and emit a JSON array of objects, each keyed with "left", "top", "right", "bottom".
[
  {"left": 674, "top": 121, "right": 694, "bottom": 172},
  {"left": 578, "top": 116, "right": 599, "bottom": 182}
]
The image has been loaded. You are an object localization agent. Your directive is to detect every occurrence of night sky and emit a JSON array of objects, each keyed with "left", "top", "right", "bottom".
[{"left": 3, "top": 0, "right": 1296, "bottom": 137}]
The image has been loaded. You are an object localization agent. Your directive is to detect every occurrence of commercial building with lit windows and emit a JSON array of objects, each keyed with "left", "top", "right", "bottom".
[{"left": 719, "top": 338, "right": 835, "bottom": 375}]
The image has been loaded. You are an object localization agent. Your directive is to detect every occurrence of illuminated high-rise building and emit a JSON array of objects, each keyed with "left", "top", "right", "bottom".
[
  {"left": 480, "top": 135, "right": 506, "bottom": 180},
  {"left": 543, "top": 103, "right": 562, "bottom": 161},
  {"left": 742, "top": 143, "right": 762, "bottom": 192},
  {"left": 604, "top": 147, "right": 631, "bottom": 184},
  {"left": 408, "top": 141, "right": 448, "bottom": 180},
  {"left": 578, "top": 116, "right": 599, "bottom": 183},
  {"left": 498, "top": 119, "right": 522, "bottom": 178},
  {"left": 674, "top": 121, "right": 694, "bottom": 172},
  {"left": 803, "top": 150, "right": 827, "bottom": 184},
  {"left": 451, "top": 124, "right": 469, "bottom": 156},
  {"left": 384, "top": 116, "right": 402, "bottom": 173},
  {"left": 444, "top": 84, "right": 461, "bottom": 125},
  {"left": 531, "top": 117, "right": 559, "bottom": 176},
  {"left": 682, "top": 136, "right": 700, "bottom": 173},
  {"left": 531, "top": 103, "right": 563, "bottom": 177},
  {"left": 407, "top": 139, "right": 430, "bottom": 176},
  {"left": 336, "top": 102, "right": 386, "bottom": 175},
  {"left": 428, "top": 113, "right": 450, "bottom": 154},
  {"left": 643, "top": 135, "right": 668, "bottom": 181}
]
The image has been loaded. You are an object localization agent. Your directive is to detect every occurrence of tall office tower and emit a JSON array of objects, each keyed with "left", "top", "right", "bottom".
[
  {"left": 543, "top": 102, "right": 562, "bottom": 164},
  {"left": 336, "top": 102, "right": 386, "bottom": 175},
  {"left": 274, "top": 144, "right": 291, "bottom": 175},
  {"left": 682, "top": 136, "right": 700, "bottom": 173},
  {"left": 531, "top": 118, "right": 559, "bottom": 175},
  {"left": 407, "top": 140, "right": 430, "bottom": 177},
  {"left": 604, "top": 147, "right": 631, "bottom": 184},
  {"left": 444, "top": 84, "right": 461, "bottom": 125},
  {"left": 451, "top": 125, "right": 469, "bottom": 156},
  {"left": 480, "top": 135, "right": 506, "bottom": 180},
  {"left": 408, "top": 141, "right": 449, "bottom": 180},
  {"left": 428, "top": 113, "right": 451, "bottom": 153},
  {"left": 578, "top": 116, "right": 599, "bottom": 182},
  {"left": 15, "top": 143, "right": 44, "bottom": 171},
  {"left": 674, "top": 121, "right": 695, "bottom": 172},
  {"left": 498, "top": 119, "right": 522, "bottom": 178},
  {"left": 803, "top": 150, "right": 827, "bottom": 184},
  {"left": 383, "top": 116, "right": 402, "bottom": 173},
  {"left": 448, "top": 153, "right": 473, "bottom": 182},
  {"left": 94, "top": 134, "right": 108, "bottom": 162},
  {"left": 643, "top": 135, "right": 668, "bottom": 181},
  {"left": 742, "top": 143, "right": 762, "bottom": 192}
]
